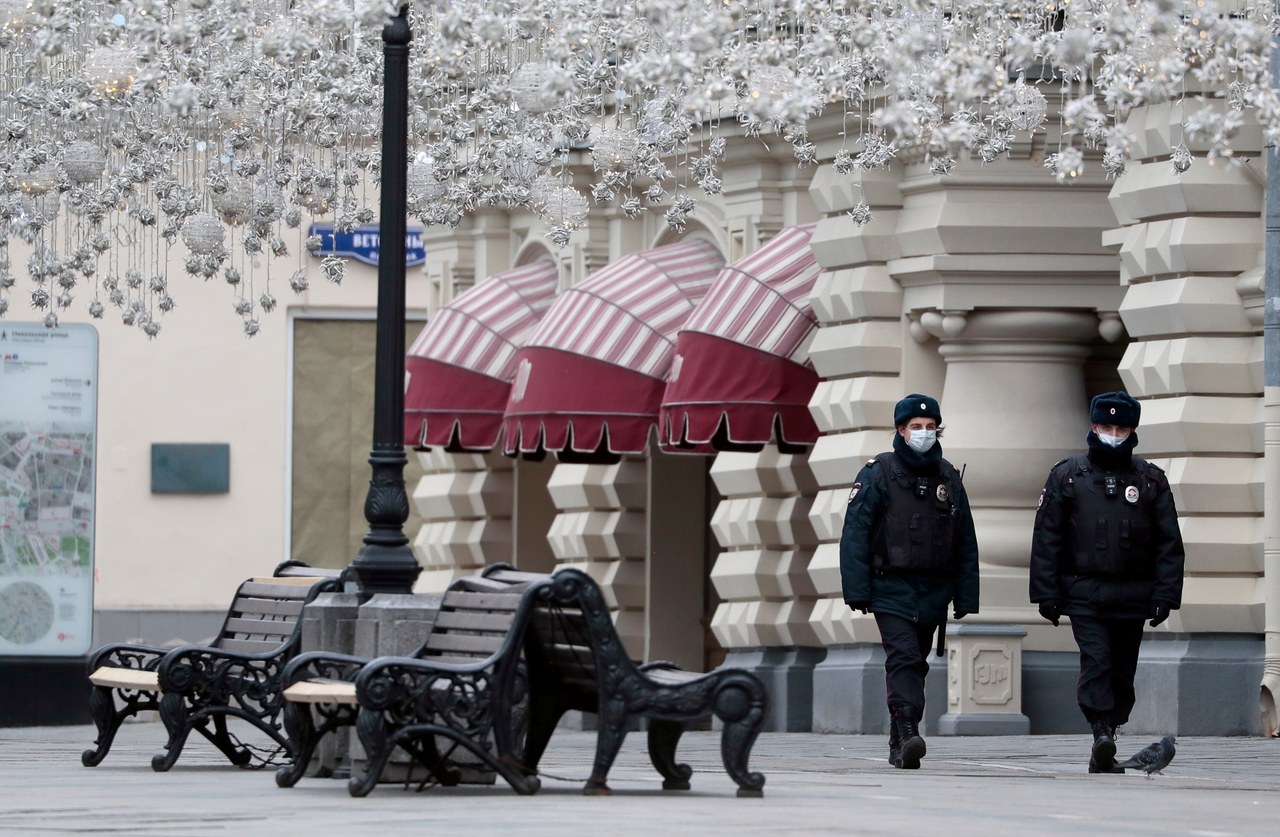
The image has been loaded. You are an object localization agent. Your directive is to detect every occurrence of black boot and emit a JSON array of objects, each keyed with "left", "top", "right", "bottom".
[
  {"left": 888, "top": 719, "right": 901, "bottom": 766},
  {"left": 1087, "top": 719, "right": 1121, "bottom": 774},
  {"left": 892, "top": 706, "right": 926, "bottom": 770}
]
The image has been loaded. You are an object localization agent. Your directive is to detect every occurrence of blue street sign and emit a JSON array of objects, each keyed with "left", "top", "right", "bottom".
[{"left": 308, "top": 224, "right": 426, "bottom": 267}]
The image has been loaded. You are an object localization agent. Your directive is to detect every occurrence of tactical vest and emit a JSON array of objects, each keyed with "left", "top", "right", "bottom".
[
  {"left": 1062, "top": 453, "right": 1160, "bottom": 577},
  {"left": 872, "top": 452, "right": 960, "bottom": 575}
]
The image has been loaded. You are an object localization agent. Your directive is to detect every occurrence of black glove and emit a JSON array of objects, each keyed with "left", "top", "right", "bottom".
[
  {"left": 1149, "top": 602, "right": 1171, "bottom": 627},
  {"left": 1037, "top": 601, "right": 1061, "bottom": 627},
  {"left": 953, "top": 611, "right": 968, "bottom": 620},
  {"left": 847, "top": 601, "right": 870, "bottom": 614}
]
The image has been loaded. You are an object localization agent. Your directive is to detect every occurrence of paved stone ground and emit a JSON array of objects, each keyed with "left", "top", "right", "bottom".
[{"left": 2, "top": 722, "right": 1279, "bottom": 835}]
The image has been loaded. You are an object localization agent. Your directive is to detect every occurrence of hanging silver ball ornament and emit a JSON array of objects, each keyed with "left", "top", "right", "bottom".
[
  {"left": 1170, "top": 143, "right": 1193, "bottom": 174},
  {"left": 182, "top": 212, "right": 225, "bottom": 254},
  {"left": 84, "top": 46, "right": 137, "bottom": 97},
  {"left": 214, "top": 181, "right": 254, "bottom": 224},
  {"left": 62, "top": 141, "right": 108, "bottom": 184},
  {"left": 18, "top": 163, "right": 59, "bottom": 196}
]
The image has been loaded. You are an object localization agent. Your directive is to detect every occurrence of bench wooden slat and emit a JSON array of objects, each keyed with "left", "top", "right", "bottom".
[
  {"left": 239, "top": 581, "right": 316, "bottom": 600},
  {"left": 420, "top": 654, "right": 491, "bottom": 667},
  {"left": 439, "top": 589, "right": 523, "bottom": 612},
  {"left": 283, "top": 679, "right": 358, "bottom": 704},
  {"left": 222, "top": 616, "right": 296, "bottom": 638},
  {"left": 230, "top": 596, "right": 306, "bottom": 618},
  {"left": 218, "top": 637, "right": 286, "bottom": 654},
  {"left": 89, "top": 667, "right": 160, "bottom": 691},
  {"left": 431, "top": 609, "right": 519, "bottom": 633},
  {"left": 644, "top": 668, "right": 701, "bottom": 686},
  {"left": 423, "top": 633, "right": 507, "bottom": 656}
]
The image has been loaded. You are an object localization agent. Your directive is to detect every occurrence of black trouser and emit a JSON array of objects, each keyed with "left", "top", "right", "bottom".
[
  {"left": 875, "top": 612, "right": 939, "bottom": 715},
  {"left": 1069, "top": 614, "right": 1145, "bottom": 727}
]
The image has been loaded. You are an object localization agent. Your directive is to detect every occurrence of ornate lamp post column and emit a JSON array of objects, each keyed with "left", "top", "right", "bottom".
[{"left": 347, "top": 5, "right": 421, "bottom": 595}]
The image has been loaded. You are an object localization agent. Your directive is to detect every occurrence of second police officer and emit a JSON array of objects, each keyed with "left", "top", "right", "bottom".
[
  {"left": 841, "top": 394, "right": 980, "bottom": 769},
  {"left": 1029, "top": 391, "right": 1185, "bottom": 774}
]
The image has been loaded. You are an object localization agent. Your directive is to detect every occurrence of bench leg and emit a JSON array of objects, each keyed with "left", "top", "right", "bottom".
[
  {"left": 348, "top": 707, "right": 392, "bottom": 798},
  {"left": 715, "top": 683, "right": 767, "bottom": 798},
  {"left": 519, "top": 692, "right": 565, "bottom": 774},
  {"left": 585, "top": 703, "right": 629, "bottom": 795},
  {"left": 192, "top": 714, "right": 253, "bottom": 767},
  {"left": 151, "top": 691, "right": 193, "bottom": 772},
  {"left": 647, "top": 720, "right": 692, "bottom": 790},
  {"left": 82, "top": 685, "right": 147, "bottom": 767},
  {"left": 276, "top": 700, "right": 319, "bottom": 788}
]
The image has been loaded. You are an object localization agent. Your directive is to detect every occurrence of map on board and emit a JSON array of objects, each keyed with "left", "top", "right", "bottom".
[{"left": 0, "top": 324, "right": 97, "bottom": 656}]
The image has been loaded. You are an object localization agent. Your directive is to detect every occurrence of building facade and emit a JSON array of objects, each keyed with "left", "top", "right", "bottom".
[{"left": 14, "top": 97, "right": 1269, "bottom": 736}]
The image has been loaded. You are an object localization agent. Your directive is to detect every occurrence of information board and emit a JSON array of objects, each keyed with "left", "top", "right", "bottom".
[{"left": 0, "top": 324, "right": 98, "bottom": 656}]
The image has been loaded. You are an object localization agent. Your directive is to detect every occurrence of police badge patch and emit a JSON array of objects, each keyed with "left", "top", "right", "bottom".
[
  {"left": 936, "top": 483, "right": 948, "bottom": 502},
  {"left": 1124, "top": 485, "right": 1139, "bottom": 504},
  {"left": 848, "top": 482, "right": 862, "bottom": 503}
]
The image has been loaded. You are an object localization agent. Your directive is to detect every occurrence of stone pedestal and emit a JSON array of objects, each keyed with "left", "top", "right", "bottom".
[
  {"left": 938, "top": 624, "right": 1030, "bottom": 735},
  {"left": 299, "top": 592, "right": 361, "bottom": 776},
  {"left": 348, "top": 593, "right": 471, "bottom": 785},
  {"left": 722, "top": 647, "right": 826, "bottom": 732},
  {"left": 810, "top": 644, "right": 947, "bottom": 734}
]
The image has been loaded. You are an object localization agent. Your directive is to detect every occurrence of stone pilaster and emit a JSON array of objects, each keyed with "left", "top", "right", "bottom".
[
  {"left": 544, "top": 460, "right": 648, "bottom": 657},
  {"left": 709, "top": 449, "right": 819, "bottom": 650},
  {"left": 805, "top": 165, "right": 906, "bottom": 648},
  {"left": 410, "top": 449, "right": 513, "bottom": 592},
  {"left": 1106, "top": 100, "right": 1265, "bottom": 640}
]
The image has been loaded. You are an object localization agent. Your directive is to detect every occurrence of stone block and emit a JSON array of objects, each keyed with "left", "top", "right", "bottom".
[
  {"left": 1180, "top": 515, "right": 1262, "bottom": 574},
  {"left": 938, "top": 624, "right": 1030, "bottom": 735},
  {"left": 1162, "top": 455, "right": 1262, "bottom": 515},
  {"left": 1128, "top": 634, "right": 1264, "bottom": 736},
  {"left": 808, "top": 320, "right": 903, "bottom": 379},
  {"left": 721, "top": 647, "right": 826, "bottom": 732},
  {"left": 1108, "top": 157, "right": 1261, "bottom": 222},
  {"left": 807, "top": 430, "right": 885, "bottom": 488},
  {"left": 1135, "top": 395, "right": 1262, "bottom": 457},
  {"left": 1119, "top": 275, "right": 1255, "bottom": 337},
  {"left": 811, "top": 645, "right": 948, "bottom": 734},
  {"left": 1120, "top": 336, "right": 1262, "bottom": 397},
  {"left": 808, "top": 376, "right": 901, "bottom": 433},
  {"left": 810, "top": 265, "right": 903, "bottom": 324}
]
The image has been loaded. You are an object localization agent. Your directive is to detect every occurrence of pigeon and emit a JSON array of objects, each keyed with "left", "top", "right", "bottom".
[{"left": 1116, "top": 735, "right": 1176, "bottom": 777}]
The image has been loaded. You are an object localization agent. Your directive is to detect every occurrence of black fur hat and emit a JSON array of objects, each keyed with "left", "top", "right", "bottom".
[
  {"left": 1090, "top": 391, "right": 1140, "bottom": 428},
  {"left": 893, "top": 393, "right": 942, "bottom": 427}
]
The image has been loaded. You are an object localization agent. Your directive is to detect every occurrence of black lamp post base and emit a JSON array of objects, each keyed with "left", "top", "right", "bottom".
[{"left": 348, "top": 544, "right": 422, "bottom": 596}]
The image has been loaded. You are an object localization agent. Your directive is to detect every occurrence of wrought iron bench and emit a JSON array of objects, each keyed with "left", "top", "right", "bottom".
[
  {"left": 505, "top": 566, "right": 769, "bottom": 797},
  {"left": 275, "top": 568, "right": 536, "bottom": 795},
  {"left": 81, "top": 562, "right": 342, "bottom": 771},
  {"left": 280, "top": 564, "right": 768, "bottom": 798}
]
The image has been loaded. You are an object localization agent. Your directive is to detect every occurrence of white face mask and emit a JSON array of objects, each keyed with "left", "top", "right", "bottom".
[
  {"left": 907, "top": 429, "right": 937, "bottom": 453},
  {"left": 1097, "top": 432, "right": 1126, "bottom": 448}
]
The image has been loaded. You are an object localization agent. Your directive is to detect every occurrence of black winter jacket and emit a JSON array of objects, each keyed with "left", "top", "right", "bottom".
[
  {"left": 840, "top": 435, "right": 980, "bottom": 624},
  {"left": 1028, "top": 432, "right": 1185, "bottom": 619}
]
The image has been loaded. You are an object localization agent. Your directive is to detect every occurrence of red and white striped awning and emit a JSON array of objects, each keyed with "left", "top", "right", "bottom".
[
  {"left": 502, "top": 239, "right": 725, "bottom": 459},
  {"left": 403, "top": 258, "right": 559, "bottom": 451},
  {"left": 659, "top": 224, "right": 822, "bottom": 453}
]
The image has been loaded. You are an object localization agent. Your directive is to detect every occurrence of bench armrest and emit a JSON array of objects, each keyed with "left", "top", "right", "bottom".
[
  {"left": 282, "top": 650, "right": 370, "bottom": 687},
  {"left": 86, "top": 642, "right": 169, "bottom": 675},
  {"left": 354, "top": 654, "right": 497, "bottom": 712},
  {"left": 156, "top": 643, "right": 293, "bottom": 701}
]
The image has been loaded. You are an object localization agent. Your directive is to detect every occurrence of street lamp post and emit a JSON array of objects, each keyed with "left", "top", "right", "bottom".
[{"left": 346, "top": 5, "right": 421, "bottom": 596}]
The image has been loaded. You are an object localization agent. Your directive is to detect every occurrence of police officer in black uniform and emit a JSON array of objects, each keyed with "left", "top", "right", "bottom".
[
  {"left": 841, "top": 394, "right": 980, "bottom": 769},
  {"left": 1029, "top": 391, "right": 1184, "bottom": 773}
]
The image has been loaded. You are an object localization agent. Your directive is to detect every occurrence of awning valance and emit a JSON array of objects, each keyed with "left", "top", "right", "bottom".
[
  {"left": 502, "top": 239, "right": 725, "bottom": 460},
  {"left": 403, "top": 258, "right": 559, "bottom": 451},
  {"left": 658, "top": 224, "right": 822, "bottom": 454}
]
